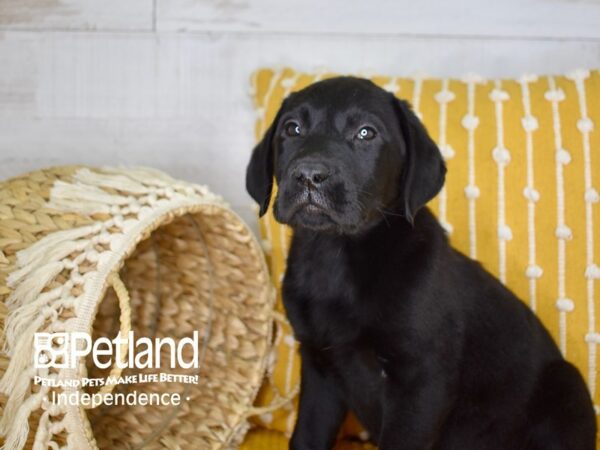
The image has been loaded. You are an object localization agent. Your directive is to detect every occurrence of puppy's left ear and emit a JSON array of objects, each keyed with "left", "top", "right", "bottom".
[
  {"left": 246, "top": 112, "right": 281, "bottom": 217},
  {"left": 394, "top": 98, "right": 446, "bottom": 224}
]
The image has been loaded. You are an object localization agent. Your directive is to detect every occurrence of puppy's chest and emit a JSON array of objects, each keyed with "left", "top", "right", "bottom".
[
  {"left": 283, "top": 260, "right": 363, "bottom": 347},
  {"left": 287, "top": 294, "right": 389, "bottom": 381},
  {"left": 282, "top": 269, "right": 394, "bottom": 356},
  {"left": 283, "top": 236, "right": 407, "bottom": 356},
  {"left": 284, "top": 288, "right": 360, "bottom": 347}
]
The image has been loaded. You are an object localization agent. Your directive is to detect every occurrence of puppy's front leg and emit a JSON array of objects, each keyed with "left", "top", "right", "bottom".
[
  {"left": 290, "top": 349, "right": 347, "bottom": 450},
  {"left": 378, "top": 368, "right": 450, "bottom": 450}
]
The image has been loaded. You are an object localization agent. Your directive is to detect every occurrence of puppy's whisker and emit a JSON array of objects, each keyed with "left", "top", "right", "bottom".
[
  {"left": 348, "top": 187, "right": 376, "bottom": 199},
  {"left": 378, "top": 208, "right": 405, "bottom": 218},
  {"left": 376, "top": 207, "right": 391, "bottom": 227}
]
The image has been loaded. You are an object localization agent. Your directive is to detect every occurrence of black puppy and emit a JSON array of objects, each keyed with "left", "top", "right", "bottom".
[{"left": 246, "top": 77, "right": 596, "bottom": 450}]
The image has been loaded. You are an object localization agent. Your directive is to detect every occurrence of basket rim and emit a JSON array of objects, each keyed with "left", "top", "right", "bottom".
[{"left": 69, "top": 201, "right": 275, "bottom": 450}]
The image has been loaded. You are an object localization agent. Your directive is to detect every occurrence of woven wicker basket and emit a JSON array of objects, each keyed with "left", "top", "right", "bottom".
[{"left": 0, "top": 166, "right": 277, "bottom": 450}]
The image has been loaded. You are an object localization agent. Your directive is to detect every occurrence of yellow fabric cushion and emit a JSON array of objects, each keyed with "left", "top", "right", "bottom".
[{"left": 245, "top": 68, "right": 600, "bottom": 444}]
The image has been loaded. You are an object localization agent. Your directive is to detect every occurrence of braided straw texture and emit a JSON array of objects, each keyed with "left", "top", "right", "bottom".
[{"left": 0, "top": 166, "right": 275, "bottom": 449}]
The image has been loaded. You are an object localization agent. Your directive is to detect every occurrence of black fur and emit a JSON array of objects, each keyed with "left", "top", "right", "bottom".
[{"left": 246, "top": 77, "right": 596, "bottom": 449}]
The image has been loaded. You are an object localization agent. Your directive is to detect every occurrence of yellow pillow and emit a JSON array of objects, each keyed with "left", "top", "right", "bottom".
[{"left": 248, "top": 68, "right": 600, "bottom": 442}]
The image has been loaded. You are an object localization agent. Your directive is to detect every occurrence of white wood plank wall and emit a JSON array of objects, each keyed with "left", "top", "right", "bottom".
[{"left": 0, "top": 0, "right": 599, "bottom": 225}]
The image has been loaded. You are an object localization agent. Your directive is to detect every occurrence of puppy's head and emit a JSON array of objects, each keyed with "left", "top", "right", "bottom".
[{"left": 246, "top": 77, "right": 445, "bottom": 234}]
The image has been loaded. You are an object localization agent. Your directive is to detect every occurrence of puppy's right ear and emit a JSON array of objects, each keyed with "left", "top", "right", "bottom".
[{"left": 246, "top": 114, "right": 280, "bottom": 217}]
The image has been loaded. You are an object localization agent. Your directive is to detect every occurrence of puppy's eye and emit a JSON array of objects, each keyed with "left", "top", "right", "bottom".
[
  {"left": 356, "top": 126, "right": 376, "bottom": 140},
  {"left": 284, "top": 121, "right": 301, "bottom": 137}
]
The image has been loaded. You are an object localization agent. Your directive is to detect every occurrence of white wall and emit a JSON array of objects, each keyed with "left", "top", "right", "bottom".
[{"left": 1, "top": 0, "right": 599, "bottom": 226}]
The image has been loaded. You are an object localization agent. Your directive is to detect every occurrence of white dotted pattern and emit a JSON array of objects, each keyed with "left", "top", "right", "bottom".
[
  {"left": 411, "top": 76, "right": 424, "bottom": 121},
  {"left": 435, "top": 79, "right": 455, "bottom": 235},
  {"left": 547, "top": 76, "right": 572, "bottom": 357},
  {"left": 490, "top": 80, "right": 511, "bottom": 284},
  {"left": 519, "top": 76, "right": 543, "bottom": 311},
  {"left": 569, "top": 69, "right": 598, "bottom": 400},
  {"left": 462, "top": 74, "right": 483, "bottom": 259}
]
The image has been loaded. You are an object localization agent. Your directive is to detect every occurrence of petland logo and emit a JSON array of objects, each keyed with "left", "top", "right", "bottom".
[{"left": 34, "top": 331, "right": 200, "bottom": 370}]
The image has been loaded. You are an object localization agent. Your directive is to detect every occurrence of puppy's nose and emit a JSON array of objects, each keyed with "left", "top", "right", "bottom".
[{"left": 293, "top": 162, "right": 330, "bottom": 187}]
